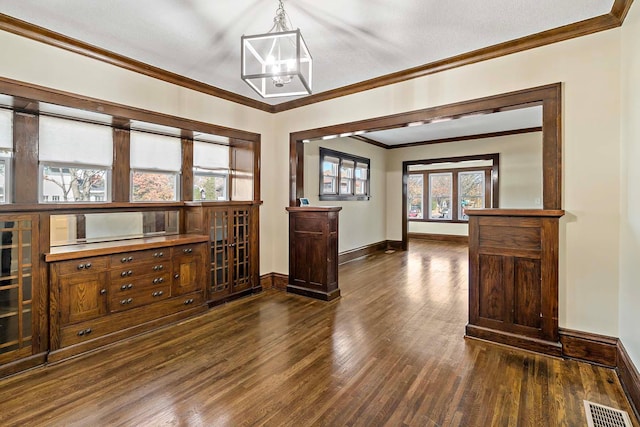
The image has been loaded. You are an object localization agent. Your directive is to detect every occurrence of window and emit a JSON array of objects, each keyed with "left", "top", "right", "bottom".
[
  {"left": 130, "top": 131, "right": 181, "bottom": 202},
  {"left": 408, "top": 166, "right": 493, "bottom": 222},
  {"left": 319, "top": 148, "right": 370, "bottom": 201},
  {"left": 193, "top": 140, "right": 229, "bottom": 201},
  {"left": 39, "top": 115, "right": 113, "bottom": 203},
  {"left": 0, "top": 108, "right": 12, "bottom": 203}
]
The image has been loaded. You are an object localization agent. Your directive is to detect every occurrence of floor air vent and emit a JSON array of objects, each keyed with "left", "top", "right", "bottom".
[{"left": 584, "top": 400, "right": 632, "bottom": 427}]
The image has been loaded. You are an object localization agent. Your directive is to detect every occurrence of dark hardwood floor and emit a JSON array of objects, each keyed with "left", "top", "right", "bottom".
[{"left": 0, "top": 240, "right": 637, "bottom": 426}]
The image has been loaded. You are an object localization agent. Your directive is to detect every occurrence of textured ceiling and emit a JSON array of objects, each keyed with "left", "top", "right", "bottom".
[{"left": 0, "top": 0, "right": 614, "bottom": 105}]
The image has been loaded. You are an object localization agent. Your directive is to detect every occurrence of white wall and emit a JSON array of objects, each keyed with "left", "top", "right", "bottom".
[
  {"left": 275, "top": 29, "right": 622, "bottom": 336},
  {"left": 303, "top": 137, "right": 386, "bottom": 252},
  {"left": 619, "top": 2, "right": 640, "bottom": 369},
  {"left": 401, "top": 132, "right": 543, "bottom": 236}
]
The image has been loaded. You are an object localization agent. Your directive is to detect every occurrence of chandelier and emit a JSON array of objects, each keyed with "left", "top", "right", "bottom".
[{"left": 241, "top": 0, "right": 312, "bottom": 98}]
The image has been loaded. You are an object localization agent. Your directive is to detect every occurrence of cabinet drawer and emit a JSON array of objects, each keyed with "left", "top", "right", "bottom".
[
  {"left": 173, "top": 243, "right": 205, "bottom": 257},
  {"left": 110, "top": 271, "right": 171, "bottom": 293},
  {"left": 110, "top": 261, "right": 169, "bottom": 280},
  {"left": 109, "top": 284, "right": 171, "bottom": 313},
  {"left": 55, "top": 257, "right": 108, "bottom": 275},
  {"left": 60, "top": 292, "right": 205, "bottom": 347},
  {"left": 110, "top": 248, "right": 169, "bottom": 266}
]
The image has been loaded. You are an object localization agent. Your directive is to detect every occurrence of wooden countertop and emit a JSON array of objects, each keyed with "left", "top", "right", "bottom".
[{"left": 45, "top": 234, "right": 209, "bottom": 262}]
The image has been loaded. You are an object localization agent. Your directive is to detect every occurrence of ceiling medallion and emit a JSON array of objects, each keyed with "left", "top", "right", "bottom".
[{"left": 241, "top": 0, "right": 312, "bottom": 98}]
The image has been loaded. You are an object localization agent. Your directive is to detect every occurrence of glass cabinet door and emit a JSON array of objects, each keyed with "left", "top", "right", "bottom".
[{"left": 0, "top": 218, "right": 35, "bottom": 358}]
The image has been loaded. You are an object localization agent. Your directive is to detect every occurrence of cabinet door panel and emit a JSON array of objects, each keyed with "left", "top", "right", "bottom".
[
  {"left": 478, "top": 254, "right": 506, "bottom": 322},
  {"left": 172, "top": 254, "right": 204, "bottom": 296},
  {"left": 513, "top": 257, "right": 542, "bottom": 329},
  {"left": 60, "top": 272, "right": 107, "bottom": 324}
]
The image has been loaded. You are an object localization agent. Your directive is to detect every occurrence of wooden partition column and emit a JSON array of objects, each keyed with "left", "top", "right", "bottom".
[{"left": 466, "top": 209, "right": 564, "bottom": 355}]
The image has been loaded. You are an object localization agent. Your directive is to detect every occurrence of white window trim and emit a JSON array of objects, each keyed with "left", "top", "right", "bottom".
[
  {"left": 193, "top": 169, "right": 229, "bottom": 201},
  {"left": 39, "top": 161, "right": 112, "bottom": 203},
  {"left": 428, "top": 172, "right": 453, "bottom": 221},
  {"left": 130, "top": 168, "right": 181, "bottom": 202},
  {"left": 458, "top": 170, "right": 486, "bottom": 220}
]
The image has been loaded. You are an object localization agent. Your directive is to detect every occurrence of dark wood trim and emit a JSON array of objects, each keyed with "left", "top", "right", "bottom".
[
  {"left": 559, "top": 328, "right": 618, "bottom": 367},
  {"left": 272, "top": 2, "right": 630, "bottom": 113},
  {"left": 350, "top": 135, "right": 389, "bottom": 149},
  {"left": 112, "top": 128, "right": 130, "bottom": 202},
  {"left": 0, "top": 76, "right": 260, "bottom": 142},
  {"left": 389, "top": 127, "right": 542, "bottom": 149},
  {"left": 338, "top": 241, "right": 388, "bottom": 264},
  {"left": 1, "top": 1, "right": 631, "bottom": 114},
  {"left": 290, "top": 84, "right": 561, "bottom": 219},
  {"left": 318, "top": 147, "right": 371, "bottom": 201},
  {"left": 181, "top": 137, "right": 194, "bottom": 202},
  {"left": 259, "top": 273, "right": 288, "bottom": 291},
  {"left": 286, "top": 284, "right": 340, "bottom": 301},
  {"left": 408, "top": 233, "right": 469, "bottom": 244},
  {"left": 12, "top": 111, "right": 39, "bottom": 204},
  {"left": 466, "top": 209, "right": 565, "bottom": 217},
  {"left": 617, "top": 340, "right": 640, "bottom": 420},
  {"left": 0, "top": 14, "right": 271, "bottom": 112},
  {"left": 0, "top": 353, "right": 47, "bottom": 379},
  {"left": 386, "top": 240, "right": 403, "bottom": 251},
  {"left": 465, "top": 324, "right": 563, "bottom": 357}
]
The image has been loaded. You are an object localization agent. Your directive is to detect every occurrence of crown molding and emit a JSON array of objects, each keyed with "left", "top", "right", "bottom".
[
  {"left": 0, "top": 13, "right": 273, "bottom": 113},
  {"left": 0, "top": 0, "right": 633, "bottom": 114},
  {"left": 272, "top": 0, "right": 633, "bottom": 112}
]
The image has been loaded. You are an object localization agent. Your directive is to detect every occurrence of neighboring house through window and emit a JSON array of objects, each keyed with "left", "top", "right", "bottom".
[{"left": 319, "top": 147, "right": 370, "bottom": 201}]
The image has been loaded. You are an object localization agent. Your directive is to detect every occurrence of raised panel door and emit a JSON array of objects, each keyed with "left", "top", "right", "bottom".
[{"left": 59, "top": 272, "right": 108, "bottom": 324}]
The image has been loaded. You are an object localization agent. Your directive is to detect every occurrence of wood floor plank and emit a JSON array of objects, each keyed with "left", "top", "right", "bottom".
[{"left": 0, "top": 239, "right": 637, "bottom": 426}]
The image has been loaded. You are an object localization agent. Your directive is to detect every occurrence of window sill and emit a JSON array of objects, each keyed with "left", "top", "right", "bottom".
[
  {"left": 408, "top": 218, "right": 469, "bottom": 224},
  {"left": 319, "top": 195, "right": 370, "bottom": 202}
]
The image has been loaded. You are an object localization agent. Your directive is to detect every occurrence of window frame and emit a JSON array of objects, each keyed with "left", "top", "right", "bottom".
[
  {"left": 193, "top": 169, "right": 229, "bottom": 201},
  {"left": 39, "top": 161, "right": 112, "bottom": 204},
  {"left": 319, "top": 147, "right": 370, "bottom": 201},
  {"left": 0, "top": 152, "right": 11, "bottom": 204},
  {"left": 130, "top": 168, "right": 181, "bottom": 203},
  {"left": 408, "top": 166, "right": 494, "bottom": 223}
]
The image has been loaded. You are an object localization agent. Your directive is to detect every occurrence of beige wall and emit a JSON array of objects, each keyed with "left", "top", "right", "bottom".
[
  {"left": 275, "top": 29, "right": 622, "bottom": 336},
  {"left": 620, "top": 2, "right": 640, "bottom": 368},
  {"left": 401, "top": 132, "right": 543, "bottom": 236},
  {"left": 303, "top": 137, "right": 387, "bottom": 252},
  {"left": 0, "top": 17, "right": 630, "bottom": 340}
]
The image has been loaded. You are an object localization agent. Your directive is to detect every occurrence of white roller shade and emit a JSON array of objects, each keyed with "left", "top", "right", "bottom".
[
  {"left": 193, "top": 141, "right": 229, "bottom": 171},
  {"left": 39, "top": 115, "right": 113, "bottom": 166},
  {"left": 0, "top": 109, "right": 13, "bottom": 150},
  {"left": 130, "top": 131, "right": 181, "bottom": 172}
]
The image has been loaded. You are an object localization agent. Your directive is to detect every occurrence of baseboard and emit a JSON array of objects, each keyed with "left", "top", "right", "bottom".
[
  {"left": 338, "top": 241, "right": 388, "bottom": 264},
  {"left": 559, "top": 328, "right": 618, "bottom": 367},
  {"left": 617, "top": 340, "right": 640, "bottom": 420},
  {"left": 465, "top": 324, "right": 563, "bottom": 357},
  {"left": 386, "top": 240, "right": 403, "bottom": 251},
  {"left": 260, "top": 273, "right": 288, "bottom": 291},
  {"left": 408, "top": 233, "right": 469, "bottom": 244}
]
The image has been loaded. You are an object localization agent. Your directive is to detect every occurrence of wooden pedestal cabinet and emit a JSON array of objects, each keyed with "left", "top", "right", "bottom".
[
  {"left": 47, "top": 235, "right": 208, "bottom": 361},
  {"left": 286, "top": 207, "right": 341, "bottom": 301},
  {"left": 0, "top": 214, "right": 45, "bottom": 377},
  {"left": 184, "top": 203, "right": 260, "bottom": 304},
  {"left": 466, "top": 209, "right": 564, "bottom": 355}
]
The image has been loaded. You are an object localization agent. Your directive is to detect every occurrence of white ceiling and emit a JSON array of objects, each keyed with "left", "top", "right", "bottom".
[
  {"left": 0, "top": 0, "right": 614, "bottom": 105},
  {"left": 365, "top": 106, "right": 542, "bottom": 146}
]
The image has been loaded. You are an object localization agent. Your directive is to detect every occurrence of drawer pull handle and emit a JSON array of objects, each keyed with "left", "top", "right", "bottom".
[
  {"left": 154, "top": 251, "right": 164, "bottom": 258},
  {"left": 121, "top": 271, "right": 126, "bottom": 277},
  {"left": 183, "top": 248, "right": 193, "bottom": 254},
  {"left": 174, "top": 274, "right": 180, "bottom": 279},
  {"left": 85, "top": 328, "right": 92, "bottom": 335},
  {"left": 85, "top": 263, "right": 92, "bottom": 269},
  {"left": 77, "top": 263, "right": 85, "bottom": 270},
  {"left": 153, "top": 277, "right": 164, "bottom": 284},
  {"left": 100, "top": 288, "right": 107, "bottom": 295},
  {"left": 120, "top": 284, "right": 133, "bottom": 290},
  {"left": 121, "top": 257, "right": 127, "bottom": 263},
  {"left": 152, "top": 291, "right": 164, "bottom": 297},
  {"left": 153, "top": 265, "right": 164, "bottom": 271},
  {"left": 184, "top": 298, "right": 194, "bottom": 305},
  {"left": 77, "top": 328, "right": 92, "bottom": 336},
  {"left": 127, "top": 270, "right": 133, "bottom": 276},
  {"left": 77, "top": 329, "right": 85, "bottom": 336},
  {"left": 128, "top": 256, "right": 133, "bottom": 262},
  {"left": 120, "top": 298, "right": 133, "bottom": 305}
]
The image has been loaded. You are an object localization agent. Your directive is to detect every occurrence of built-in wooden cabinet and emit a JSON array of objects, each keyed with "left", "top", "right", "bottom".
[
  {"left": 286, "top": 207, "right": 341, "bottom": 301},
  {"left": 46, "top": 235, "right": 208, "bottom": 361},
  {"left": 0, "top": 215, "right": 46, "bottom": 377},
  {"left": 466, "top": 209, "right": 564, "bottom": 355},
  {"left": 185, "top": 203, "right": 260, "bottom": 304}
]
